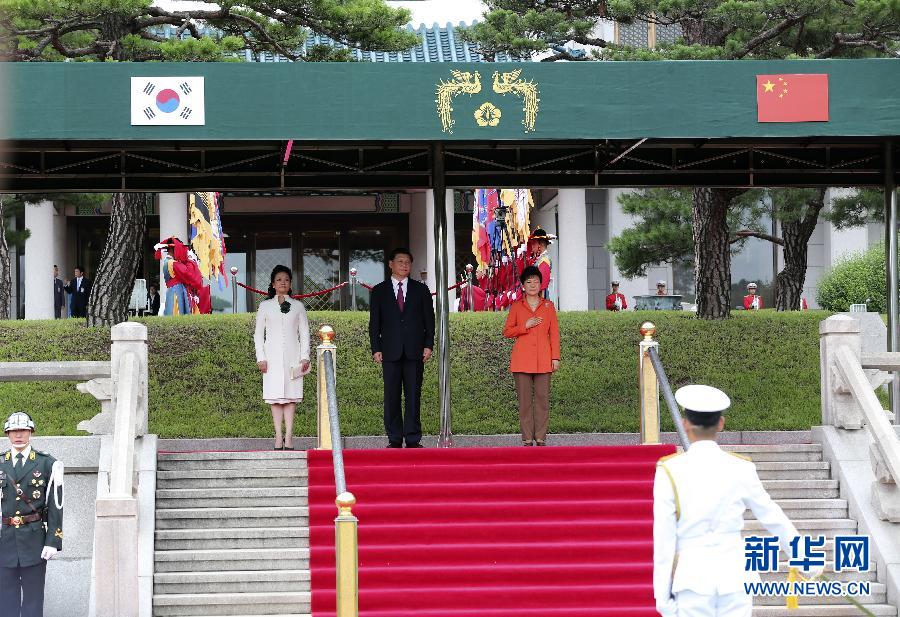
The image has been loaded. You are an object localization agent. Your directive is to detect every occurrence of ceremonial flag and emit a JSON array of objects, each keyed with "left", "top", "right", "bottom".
[
  {"left": 756, "top": 74, "right": 828, "bottom": 123},
  {"left": 131, "top": 77, "right": 205, "bottom": 126}
]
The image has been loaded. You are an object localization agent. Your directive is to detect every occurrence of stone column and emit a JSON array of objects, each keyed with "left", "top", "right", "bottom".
[
  {"left": 820, "top": 314, "right": 864, "bottom": 429},
  {"left": 24, "top": 200, "right": 56, "bottom": 319},
  {"left": 425, "top": 189, "right": 456, "bottom": 310},
  {"left": 156, "top": 194, "right": 188, "bottom": 310},
  {"left": 556, "top": 189, "right": 589, "bottom": 311}
]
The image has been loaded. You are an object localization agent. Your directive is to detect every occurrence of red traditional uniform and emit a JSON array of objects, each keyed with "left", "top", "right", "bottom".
[
  {"left": 743, "top": 294, "right": 763, "bottom": 310},
  {"left": 606, "top": 292, "right": 627, "bottom": 311}
]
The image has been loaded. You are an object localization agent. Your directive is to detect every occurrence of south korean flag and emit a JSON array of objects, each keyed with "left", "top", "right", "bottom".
[{"left": 131, "top": 77, "right": 205, "bottom": 126}]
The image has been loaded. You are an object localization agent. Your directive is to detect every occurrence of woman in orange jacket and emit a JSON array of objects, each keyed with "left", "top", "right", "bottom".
[{"left": 503, "top": 265, "right": 561, "bottom": 446}]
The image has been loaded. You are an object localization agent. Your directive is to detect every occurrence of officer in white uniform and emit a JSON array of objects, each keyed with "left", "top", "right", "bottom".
[{"left": 653, "top": 385, "right": 804, "bottom": 617}]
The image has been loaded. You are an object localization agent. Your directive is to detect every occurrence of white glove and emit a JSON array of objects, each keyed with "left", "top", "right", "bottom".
[
  {"left": 656, "top": 598, "right": 677, "bottom": 617},
  {"left": 41, "top": 546, "right": 57, "bottom": 561}
]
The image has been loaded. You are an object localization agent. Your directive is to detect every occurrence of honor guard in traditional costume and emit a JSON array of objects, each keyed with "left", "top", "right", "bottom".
[
  {"left": 653, "top": 386, "right": 808, "bottom": 617},
  {"left": 743, "top": 282, "right": 763, "bottom": 310},
  {"left": 606, "top": 281, "right": 627, "bottom": 311},
  {"left": 527, "top": 228, "right": 555, "bottom": 299},
  {"left": 0, "top": 412, "right": 63, "bottom": 617}
]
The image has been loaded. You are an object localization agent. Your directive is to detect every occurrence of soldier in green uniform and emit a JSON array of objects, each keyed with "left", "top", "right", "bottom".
[{"left": 0, "top": 412, "right": 63, "bottom": 617}]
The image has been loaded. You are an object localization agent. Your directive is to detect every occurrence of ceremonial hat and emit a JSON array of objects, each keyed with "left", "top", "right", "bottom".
[
  {"left": 674, "top": 385, "right": 731, "bottom": 414},
  {"left": 611, "top": 280, "right": 620, "bottom": 285},
  {"left": 4, "top": 412, "right": 35, "bottom": 433},
  {"left": 747, "top": 282, "right": 758, "bottom": 289},
  {"left": 528, "top": 227, "right": 556, "bottom": 244},
  {"left": 656, "top": 280, "right": 666, "bottom": 286}
]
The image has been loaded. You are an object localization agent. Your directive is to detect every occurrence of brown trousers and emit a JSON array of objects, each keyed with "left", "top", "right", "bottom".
[{"left": 514, "top": 372, "right": 551, "bottom": 442}]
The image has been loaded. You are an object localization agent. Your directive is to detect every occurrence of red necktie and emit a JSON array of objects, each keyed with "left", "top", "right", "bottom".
[{"left": 397, "top": 281, "right": 405, "bottom": 311}]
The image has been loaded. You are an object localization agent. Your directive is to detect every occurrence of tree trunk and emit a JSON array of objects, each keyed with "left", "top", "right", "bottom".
[
  {"left": 775, "top": 189, "right": 826, "bottom": 310},
  {"left": 86, "top": 193, "right": 147, "bottom": 327},
  {"left": 0, "top": 198, "right": 12, "bottom": 320},
  {"left": 692, "top": 188, "right": 740, "bottom": 319}
]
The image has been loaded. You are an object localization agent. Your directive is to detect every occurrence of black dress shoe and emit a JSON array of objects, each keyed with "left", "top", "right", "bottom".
[
  {"left": 387, "top": 443, "right": 403, "bottom": 448},
  {"left": 405, "top": 443, "right": 424, "bottom": 448}
]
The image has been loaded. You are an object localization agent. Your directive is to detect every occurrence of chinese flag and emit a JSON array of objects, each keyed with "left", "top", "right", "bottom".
[{"left": 756, "top": 74, "right": 829, "bottom": 122}]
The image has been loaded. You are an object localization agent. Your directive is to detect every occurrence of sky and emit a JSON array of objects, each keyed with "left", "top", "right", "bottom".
[{"left": 155, "top": 1, "right": 488, "bottom": 26}]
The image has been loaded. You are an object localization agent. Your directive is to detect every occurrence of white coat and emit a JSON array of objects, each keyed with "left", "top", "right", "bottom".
[
  {"left": 254, "top": 296, "right": 311, "bottom": 403},
  {"left": 653, "top": 440, "right": 800, "bottom": 617}
]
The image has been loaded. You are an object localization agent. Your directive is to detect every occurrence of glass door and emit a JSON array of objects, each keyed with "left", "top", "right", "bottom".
[
  {"left": 347, "top": 229, "right": 388, "bottom": 311},
  {"left": 301, "top": 231, "right": 340, "bottom": 310}
]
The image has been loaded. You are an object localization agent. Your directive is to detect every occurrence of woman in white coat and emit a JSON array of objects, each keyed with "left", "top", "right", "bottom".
[{"left": 254, "top": 265, "right": 311, "bottom": 450}]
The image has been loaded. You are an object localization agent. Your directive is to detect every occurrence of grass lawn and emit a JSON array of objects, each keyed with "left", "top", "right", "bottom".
[{"left": 0, "top": 310, "right": 828, "bottom": 438}]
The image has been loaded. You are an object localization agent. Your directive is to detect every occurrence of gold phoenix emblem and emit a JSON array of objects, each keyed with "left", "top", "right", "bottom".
[
  {"left": 436, "top": 69, "right": 540, "bottom": 133},
  {"left": 492, "top": 70, "right": 540, "bottom": 133},
  {"left": 435, "top": 70, "right": 482, "bottom": 134},
  {"left": 474, "top": 103, "right": 502, "bottom": 127}
]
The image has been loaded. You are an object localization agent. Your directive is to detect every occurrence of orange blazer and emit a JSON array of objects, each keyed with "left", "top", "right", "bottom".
[{"left": 503, "top": 297, "right": 561, "bottom": 374}]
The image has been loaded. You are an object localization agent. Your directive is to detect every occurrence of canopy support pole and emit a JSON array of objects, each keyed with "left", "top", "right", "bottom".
[
  {"left": 885, "top": 141, "right": 899, "bottom": 425},
  {"left": 433, "top": 142, "right": 453, "bottom": 447}
]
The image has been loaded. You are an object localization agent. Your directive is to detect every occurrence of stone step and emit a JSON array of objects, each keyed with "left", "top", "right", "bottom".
[
  {"left": 152, "top": 591, "right": 310, "bottom": 617},
  {"left": 154, "top": 549, "right": 309, "bottom": 573},
  {"left": 154, "top": 569, "right": 310, "bottom": 595},
  {"left": 745, "top": 499, "right": 848, "bottom": 521},
  {"left": 762, "top": 480, "right": 839, "bottom": 500},
  {"left": 157, "top": 469, "right": 307, "bottom": 490},
  {"left": 743, "top": 518, "right": 858, "bottom": 538},
  {"left": 155, "top": 507, "right": 308, "bottom": 529},
  {"left": 158, "top": 451, "right": 306, "bottom": 471},
  {"left": 155, "top": 526, "right": 309, "bottom": 551},
  {"left": 754, "top": 462, "right": 831, "bottom": 481},
  {"left": 753, "top": 582, "right": 885, "bottom": 605},
  {"left": 156, "top": 487, "right": 308, "bottom": 509},
  {"left": 722, "top": 445, "right": 823, "bottom": 463},
  {"left": 760, "top": 567, "right": 877, "bottom": 582},
  {"left": 753, "top": 605, "right": 897, "bottom": 616}
]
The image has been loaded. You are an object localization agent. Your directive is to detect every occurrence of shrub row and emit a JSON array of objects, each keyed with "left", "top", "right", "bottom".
[{"left": 0, "top": 310, "right": 826, "bottom": 438}]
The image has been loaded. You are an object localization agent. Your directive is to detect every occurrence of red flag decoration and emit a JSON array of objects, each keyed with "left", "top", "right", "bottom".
[{"left": 756, "top": 74, "right": 829, "bottom": 122}]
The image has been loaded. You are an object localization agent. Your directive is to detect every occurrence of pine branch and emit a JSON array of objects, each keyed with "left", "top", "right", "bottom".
[
  {"left": 731, "top": 230, "right": 784, "bottom": 245},
  {"left": 733, "top": 15, "right": 805, "bottom": 58}
]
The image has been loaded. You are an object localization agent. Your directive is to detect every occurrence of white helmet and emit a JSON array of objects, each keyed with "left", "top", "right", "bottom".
[{"left": 4, "top": 412, "right": 35, "bottom": 433}]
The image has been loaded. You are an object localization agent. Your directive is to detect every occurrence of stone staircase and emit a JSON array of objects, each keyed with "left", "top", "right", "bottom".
[
  {"left": 725, "top": 444, "right": 898, "bottom": 617},
  {"left": 153, "top": 450, "right": 311, "bottom": 617}
]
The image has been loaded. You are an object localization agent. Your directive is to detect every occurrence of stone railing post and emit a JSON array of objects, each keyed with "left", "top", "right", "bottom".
[
  {"left": 92, "top": 322, "right": 147, "bottom": 617},
  {"left": 820, "top": 315, "right": 864, "bottom": 429}
]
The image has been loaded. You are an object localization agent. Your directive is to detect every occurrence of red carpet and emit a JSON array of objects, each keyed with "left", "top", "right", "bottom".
[{"left": 308, "top": 445, "right": 674, "bottom": 617}]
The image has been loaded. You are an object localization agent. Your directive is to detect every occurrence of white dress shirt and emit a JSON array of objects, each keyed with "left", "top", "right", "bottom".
[{"left": 391, "top": 276, "right": 409, "bottom": 302}]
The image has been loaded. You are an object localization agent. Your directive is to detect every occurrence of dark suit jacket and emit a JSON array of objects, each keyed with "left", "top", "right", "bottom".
[
  {"left": 53, "top": 278, "right": 65, "bottom": 312},
  {"left": 369, "top": 278, "right": 435, "bottom": 362},
  {"left": 147, "top": 292, "right": 161, "bottom": 315},
  {"left": 64, "top": 277, "right": 91, "bottom": 316},
  {"left": 0, "top": 449, "right": 63, "bottom": 568}
]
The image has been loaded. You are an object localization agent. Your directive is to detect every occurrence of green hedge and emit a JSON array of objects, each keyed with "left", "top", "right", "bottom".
[{"left": 0, "top": 311, "right": 827, "bottom": 438}]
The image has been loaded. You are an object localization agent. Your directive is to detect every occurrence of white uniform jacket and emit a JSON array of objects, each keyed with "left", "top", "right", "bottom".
[
  {"left": 653, "top": 440, "right": 800, "bottom": 609},
  {"left": 254, "top": 297, "right": 311, "bottom": 402}
]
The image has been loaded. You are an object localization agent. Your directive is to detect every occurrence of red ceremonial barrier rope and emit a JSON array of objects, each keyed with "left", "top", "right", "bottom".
[
  {"left": 356, "top": 280, "right": 465, "bottom": 295},
  {"left": 235, "top": 280, "right": 348, "bottom": 299}
]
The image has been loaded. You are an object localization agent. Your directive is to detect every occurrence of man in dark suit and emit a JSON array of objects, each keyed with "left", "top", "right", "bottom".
[
  {"left": 63, "top": 266, "right": 91, "bottom": 318},
  {"left": 147, "top": 284, "right": 161, "bottom": 316},
  {"left": 0, "top": 412, "right": 64, "bottom": 617},
  {"left": 369, "top": 248, "right": 435, "bottom": 448},
  {"left": 52, "top": 266, "right": 65, "bottom": 319}
]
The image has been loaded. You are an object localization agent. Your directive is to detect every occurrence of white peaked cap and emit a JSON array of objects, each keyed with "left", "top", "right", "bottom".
[
  {"left": 657, "top": 280, "right": 666, "bottom": 286},
  {"left": 674, "top": 384, "right": 731, "bottom": 413}
]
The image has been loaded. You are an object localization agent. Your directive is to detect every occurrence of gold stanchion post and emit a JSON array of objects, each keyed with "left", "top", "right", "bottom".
[
  {"left": 639, "top": 322, "right": 661, "bottom": 444},
  {"left": 317, "top": 325, "right": 336, "bottom": 450},
  {"left": 335, "top": 491, "right": 359, "bottom": 617}
]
